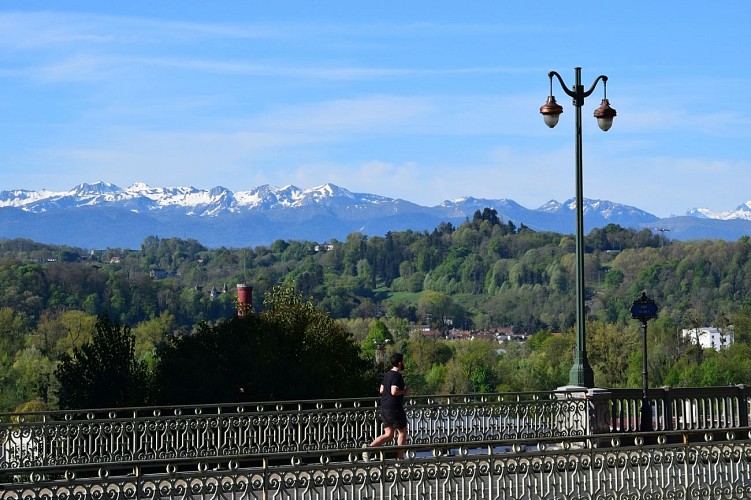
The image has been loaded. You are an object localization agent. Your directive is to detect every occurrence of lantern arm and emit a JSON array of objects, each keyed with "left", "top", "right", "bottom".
[
  {"left": 582, "top": 75, "right": 609, "bottom": 99},
  {"left": 549, "top": 71, "right": 609, "bottom": 105},
  {"left": 547, "top": 71, "right": 575, "bottom": 99}
]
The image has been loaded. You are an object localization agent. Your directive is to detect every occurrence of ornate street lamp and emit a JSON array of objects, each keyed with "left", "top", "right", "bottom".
[
  {"left": 631, "top": 292, "right": 658, "bottom": 432},
  {"left": 540, "top": 67, "right": 616, "bottom": 388}
]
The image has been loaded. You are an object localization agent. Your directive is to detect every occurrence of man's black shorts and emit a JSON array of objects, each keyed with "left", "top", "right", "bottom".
[{"left": 381, "top": 408, "right": 408, "bottom": 430}]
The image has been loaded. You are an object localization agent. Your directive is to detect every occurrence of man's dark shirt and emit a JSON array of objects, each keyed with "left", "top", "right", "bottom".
[{"left": 381, "top": 369, "right": 405, "bottom": 411}]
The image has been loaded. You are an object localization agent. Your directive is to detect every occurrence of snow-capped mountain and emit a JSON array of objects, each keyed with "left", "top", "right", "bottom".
[
  {"left": 686, "top": 201, "right": 751, "bottom": 221},
  {"left": 0, "top": 181, "right": 393, "bottom": 216},
  {"left": 0, "top": 181, "right": 749, "bottom": 248},
  {"left": 440, "top": 195, "right": 659, "bottom": 232}
]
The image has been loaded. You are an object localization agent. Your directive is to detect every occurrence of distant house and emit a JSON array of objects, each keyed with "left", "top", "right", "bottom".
[
  {"left": 446, "top": 326, "right": 529, "bottom": 343},
  {"left": 415, "top": 325, "right": 442, "bottom": 339},
  {"left": 472, "top": 330, "right": 497, "bottom": 341},
  {"left": 447, "top": 328, "right": 471, "bottom": 339},
  {"left": 421, "top": 329, "right": 442, "bottom": 339},
  {"left": 681, "top": 326, "right": 734, "bottom": 351}
]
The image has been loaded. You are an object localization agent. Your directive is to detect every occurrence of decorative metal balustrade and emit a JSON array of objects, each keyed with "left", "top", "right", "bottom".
[
  {"left": 2, "top": 385, "right": 749, "bottom": 473},
  {"left": 3, "top": 429, "right": 751, "bottom": 499},
  {"left": 0, "top": 391, "right": 591, "bottom": 470}
]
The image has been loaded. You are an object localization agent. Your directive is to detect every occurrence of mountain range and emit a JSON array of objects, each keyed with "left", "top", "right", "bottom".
[{"left": 1, "top": 182, "right": 749, "bottom": 248}]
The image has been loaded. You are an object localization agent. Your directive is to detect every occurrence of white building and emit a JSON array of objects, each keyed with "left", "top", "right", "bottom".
[{"left": 681, "top": 326, "right": 734, "bottom": 351}]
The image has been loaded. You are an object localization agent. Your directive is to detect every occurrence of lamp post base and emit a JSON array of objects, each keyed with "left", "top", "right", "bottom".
[{"left": 568, "top": 363, "right": 594, "bottom": 389}]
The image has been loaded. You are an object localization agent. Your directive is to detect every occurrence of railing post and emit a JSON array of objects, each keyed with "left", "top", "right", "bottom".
[
  {"left": 554, "top": 385, "right": 589, "bottom": 437},
  {"left": 554, "top": 385, "right": 611, "bottom": 440},
  {"left": 587, "top": 388, "right": 611, "bottom": 446},
  {"left": 738, "top": 384, "right": 748, "bottom": 428}
]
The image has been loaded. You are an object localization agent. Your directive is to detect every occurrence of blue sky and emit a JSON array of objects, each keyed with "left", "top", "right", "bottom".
[{"left": 0, "top": 1, "right": 748, "bottom": 218}]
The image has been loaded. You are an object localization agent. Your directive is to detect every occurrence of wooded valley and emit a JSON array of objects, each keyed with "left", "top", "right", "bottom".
[{"left": 2, "top": 209, "right": 751, "bottom": 412}]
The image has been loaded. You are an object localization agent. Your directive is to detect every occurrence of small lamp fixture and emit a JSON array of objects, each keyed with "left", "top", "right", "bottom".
[
  {"left": 540, "top": 75, "right": 563, "bottom": 128},
  {"left": 594, "top": 99, "right": 617, "bottom": 131},
  {"left": 540, "top": 95, "right": 563, "bottom": 128},
  {"left": 593, "top": 80, "right": 616, "bottom": 131}
]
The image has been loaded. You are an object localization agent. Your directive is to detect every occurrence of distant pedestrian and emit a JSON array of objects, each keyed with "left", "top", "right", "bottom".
[{"left": 363, "top": 352, "right": 411, "bottom": 460}]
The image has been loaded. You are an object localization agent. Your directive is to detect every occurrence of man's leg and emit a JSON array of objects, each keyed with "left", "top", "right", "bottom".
[
  {"left": 369, "top": 426, "right": 395, "bottom": 447},
  {"left": 395, "top": 426, "right": 408, "bottom": 459},
  {"left": 365, "top": 426, "right": 395, "bottom": 461}
]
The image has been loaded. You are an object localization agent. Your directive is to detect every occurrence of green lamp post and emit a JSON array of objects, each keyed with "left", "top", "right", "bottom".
[{"left": 540, "top": 67, "right": 617, "bottom": 387}]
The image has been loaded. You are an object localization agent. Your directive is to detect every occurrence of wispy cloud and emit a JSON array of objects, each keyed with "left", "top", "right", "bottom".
[{"left": 1, "top": 4, "right": 748, "bottom": 221}]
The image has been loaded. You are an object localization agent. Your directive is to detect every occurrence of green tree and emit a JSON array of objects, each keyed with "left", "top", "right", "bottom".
[
  {"left": 398, "top": 337, "right": 446, "bottom": 393},
  {"left": 450, "top": 338, "right": 499, "bottom": 393},
  {"left": 0, "top": 307, "right": 31, "bottom": 410},
  {"left": 12, "top": 347, "right": 55, "bottom": 405},
  {"left": 588, "top": 321, "right": 640, "bottom": 388},
  {"left": 131, "top": 311, "right": 175, "bottom": 366},
  {"left": 731, "top": 306, "right": 751, "bottom": 345},
  {"left": 524, "top": 332, "right": 574, "bottom": 390},
  {"left": 259, "top": 286, "right": 373, "bottom": 399},
  {"left": 153, "top": 286, "right": 373, "bottom": 404},
  {"left": 417, "top": 290, "right": 453, "bottom": 326},
  {"left": 361, "top": 320, "right": 393, "bottom": 363},
  {"left": 55, "top": 315, "right": 148, "bottom": 409},
  {"left": 36, "top": 310, "right": 97, "bottom": 358}
]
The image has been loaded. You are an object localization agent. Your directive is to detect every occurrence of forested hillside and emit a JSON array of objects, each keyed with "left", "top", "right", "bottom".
[{"left": 2, "top": 209, "right": 751, "bottom": 412}]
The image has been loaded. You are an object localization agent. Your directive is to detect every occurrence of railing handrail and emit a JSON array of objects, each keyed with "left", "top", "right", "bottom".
[
  {"left": 2, "top": 398, "right": 575, "bottom": 428},
  {"left": 610, "top": 384, "right": 749, "bottom": 397},
  {"left": 0, "top": 389, "right": 585, "bottom": 421}
]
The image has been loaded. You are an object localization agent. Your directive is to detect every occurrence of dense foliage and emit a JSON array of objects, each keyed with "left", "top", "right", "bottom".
[
  {"left": 52, "top": 287, "right": 373, "bottom": 409},
  {"left": 54, "top": 315, "right": 148, "bottom": 409},
  {"left": 151, "top": 286, "right": 373, "bottom": 406},
  {"left": 2, "top": 210, "right": 751, "bottom": 411}
]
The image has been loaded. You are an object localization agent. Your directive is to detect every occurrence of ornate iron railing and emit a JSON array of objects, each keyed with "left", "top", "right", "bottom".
[
  {"left": 0, "top": 391, "right": 590, "bottom": 469},
  {"left": 2, "top": 385, "right": 749, "bottom": 472},
  {"left": 3, "top": 429, "right": 751, "bottom": 499}
]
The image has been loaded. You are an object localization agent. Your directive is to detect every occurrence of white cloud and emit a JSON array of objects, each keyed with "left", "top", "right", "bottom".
[{"left": 1, "top": 5, "right": 748, "bottom": 222}]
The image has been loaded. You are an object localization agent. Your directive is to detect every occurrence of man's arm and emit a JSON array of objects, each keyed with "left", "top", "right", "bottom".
[{"left": 390, "top": 385, "right": 411, "bottom": 396}]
